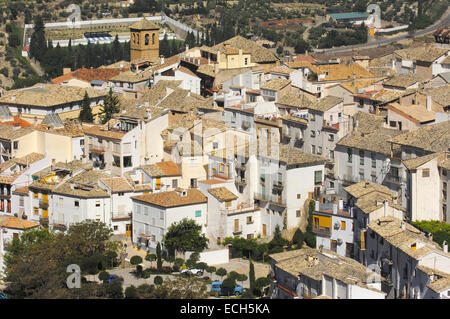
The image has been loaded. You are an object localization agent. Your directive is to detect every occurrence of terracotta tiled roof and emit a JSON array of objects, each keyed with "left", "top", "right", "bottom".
[
  {"left": 270, "top": 66, "right": 295, "bottom": 75},
  {"left": 0, "top": 84, "right": 105, "bottom": 108},
  {"left": 1, "top": 116, "right": 33, "bottom": 128},
  {"left": 131, "top": 188, "right": 207, "bottom": 208},
  {"left": 317, "top": 63, "right": 374, "bottom": 82},
  {"left": 402, "top": 152, "right": 442, "bottom": 171},
  {"left": 51, "top": 68, "right": 123, "bottom": 84},
  {"left": 141, "top": 161, "right": 181, "bottom": 177},
  {"left": 389, "top": 121, "right": 450, "bottom": 153},
  {"left": 386, "top": 102, "right": 435, "bottom": 124},
  {"left": 199, "top": 179, "right": 225, "bottom": 184},
  {"left": 260, "top": 78, "right": 291, "bottom": 91},
  {"left": 213, "top": 35, "right": 279, "bottom": 63},
  {"left": 13, "top": 186, "right": 29, "bottom": 195},
  {"left": 130, "top": 18, "right": 160, "bottom": 30},
  {"left": 337, "top": 127, "right": 402, "bottom": 156},
  {"left": 285, "top": 61, "right": 320, "bottom": 74},
  {"left": 0, "top": 124, "right": 35, "bottom": 141},
  {"left": 276, "top": 92, "right": 313, "bottom": 108},
  {"left": 394, "top": 46, "right": 448, "bottom": 63},
  {"left": 208, "top": 187, "right": 238, "bottom": 202},
  {"left": 0, "top": 216, "right": 40, "bottom": 229},
  {"left": 83, "top": 125, "right": 126, "bottom": 140},
  {"left": 307, "top": 95, "right": 343, "bottom": 112},
  {"left": 344, "top": 181, "right": 395, "bottom": 199},
  {"left": 100, "top": 177, "right": 134, "bottom": 193},
  {"left": 383, "top": 74, "right": 421, "bottom": 88}
]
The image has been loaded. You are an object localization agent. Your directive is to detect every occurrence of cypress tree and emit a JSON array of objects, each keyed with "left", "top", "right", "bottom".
[
  {"left": 78, "top": 91, "right": 94, "bottom": 123},
  {"left": 156, "top": 242, "right": 163, "bottom": 272},
  {"left": 29, "top": 15, "right": 47, "bottom": 61},
  {"left": 249, "top": 260, "right": 256, "bottom": 294}
]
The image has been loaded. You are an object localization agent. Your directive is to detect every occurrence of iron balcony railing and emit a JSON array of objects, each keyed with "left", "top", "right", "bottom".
[{"left": 312, "top": 225, "right": 331, "bottom": 237}]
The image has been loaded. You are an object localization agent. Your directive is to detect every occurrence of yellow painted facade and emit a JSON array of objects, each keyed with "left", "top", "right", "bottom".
[{"left": 217, "top": 50, "right": 255, "bottom": 70}]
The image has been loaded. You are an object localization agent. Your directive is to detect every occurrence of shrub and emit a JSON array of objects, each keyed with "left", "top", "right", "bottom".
[
  {"left": 216, "top": 268, "right": 227, "bottom": 278},
  {"left": 98, "top": 271, "right": 110, "bottom": 281},
  {"left": 130, "top": 255, "right": 143, "bottom": 265},
  {"left": 154, "top": 276, "right": 163, "bottom": 285},
  {"left": 125, "top": 285, "right": 138, "bottom": 299}
]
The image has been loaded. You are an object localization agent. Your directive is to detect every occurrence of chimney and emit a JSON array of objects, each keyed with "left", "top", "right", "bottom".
[
  {"left": 426, "top": 95, "right": 432, "bottom": 111},
  {"left": 384, "top": 200, "right": 389, "bottom": 217},
  {"left": 315, "top": 200, "right": 319, "bottom": 211},
  {"left": 338, "top": 199, "right": 343, "bottom": 210},
  {"left": 160, "top": 55, "right": 165, "bottom": 65},
  {"left": 401, "top": 222, "right": 406, "bottom": 230},
  {"left": 185, "top": 44, "right": 189, "bottom": 52},
  {"left": 313, "top": 257, "right": 319, "bottom": 265},
  {"left": 305, "top": 50, "right": 308, "bottom": 56},
  {"left": 11, "top": 95, "right": 16, "bottom": 101},
  {"left": 443, "top": 241, "right": 448, "bottom": 253},
  {"left": 119, "top": 63, "right": 124, "bottom": 72},
  {"left": 365, "top": 181, "right": 370, "bottom": 188},
  {"left": 332, "top": 203, "right": 338, "bottom": 215},
  {"left": 428, "top": 232, "right": 433, "bottom": 241},
  {"left": 63, "top": 67, "right": 72, "bottom": 75}
]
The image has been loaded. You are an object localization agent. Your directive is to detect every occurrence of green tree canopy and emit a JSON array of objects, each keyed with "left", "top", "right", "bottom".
[
  {"left": 163, "top": 218, "right": 209, "bottom": 254},
  {"left": 100, "top": 88, "right": 120, "bottom": 124},
  {"left": 130, "top": 255, "right": 143, "bottom": 265}
]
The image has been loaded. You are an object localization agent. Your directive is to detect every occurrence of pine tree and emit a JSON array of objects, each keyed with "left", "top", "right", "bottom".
[
  {"left": 100, "top": 88, "right": 120, "bottom": 124},
  {"left": 78, "top": 91, "right": 94, "bottom": 123}
]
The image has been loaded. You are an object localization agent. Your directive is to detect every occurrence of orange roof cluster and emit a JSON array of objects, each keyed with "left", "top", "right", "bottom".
[
  {"left": 51, "top": 68, "right": 125, "bottom": 85},
  {"left": 1, "top": 116, "right": 33, "bottom": 128},
  {"left": 132, "top": 188, "right": 207, "bottom": 208},
  {"left": 0, "top": 216, "right": 40, "bottom": 230}
]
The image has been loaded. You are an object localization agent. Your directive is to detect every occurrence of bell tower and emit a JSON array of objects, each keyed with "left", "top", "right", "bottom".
[{"left": 130, "top": 18, "right": 160, "bottom": 62}]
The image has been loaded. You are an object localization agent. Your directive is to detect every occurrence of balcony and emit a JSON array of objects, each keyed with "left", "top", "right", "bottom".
[
  {"left": 312, "top": 225, "right": 331, "bottom": 237},
  {"left": 254, "top": 192, "right": 268, "bottom": 202},
  {"left": 39, "top": 200, "right": 49, "bottom": 209},
  {"left": 273, "top": 181, "right": 284, "bottom": 190},
  {"left": 0, "top": 192, "right": 11, "bottom": 199},
  {"left": 89, "top": 144, "right": 105, "bottom": 153},
  {"left": 39, "top": 217, "right": 49, "bottom": 226},
  {"left": 233, "top": 226, "right": 243, "bottom": 235},
  {"left": 254, "top": 116, "right": 282, "bottom": 128},
  {"left": 323, "top": 120, "right": 340, "bottom": 131},
  {"left": 385, "top": 174, "right": 403, "bottom": 184},
  {"left": 269, "top": 195, "right": 286, "bottom": 208},
  {"left": 53, "top": 223, "right": 67, "bottom": 231}
]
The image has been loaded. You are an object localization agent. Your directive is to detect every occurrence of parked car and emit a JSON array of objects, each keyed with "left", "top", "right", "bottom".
[
  {"left": 181, "top": 268, "right": 203, "bottom": 276},
  {"left": 103, "top": 274, "right": 124, "bottom": 284},
  {"left": 211, "top": 281, "right": 243, "bottom": 296}
]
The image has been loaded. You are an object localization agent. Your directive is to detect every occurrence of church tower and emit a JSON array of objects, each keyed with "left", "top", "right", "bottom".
[{"left": 130, "top": 18, "right": 160, "bottom": 62}]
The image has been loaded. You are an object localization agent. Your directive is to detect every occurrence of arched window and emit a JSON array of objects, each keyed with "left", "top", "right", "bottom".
[
  {"left": 136, "top": 33, "right": 139, "bottom": 44},
  {"left": 145, "top": 34, "right": 149, "bottom": 45},
  {"left": 152, "top": 33, "right": 155, "bottom": 45},
  {"left": 132, "top": 33, "right": 135, "bottom": 44}
]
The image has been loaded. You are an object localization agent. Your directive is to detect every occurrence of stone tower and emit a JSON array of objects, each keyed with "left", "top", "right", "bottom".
[{"left": 130, "top": 18, "right": 160, "bottom": 62}]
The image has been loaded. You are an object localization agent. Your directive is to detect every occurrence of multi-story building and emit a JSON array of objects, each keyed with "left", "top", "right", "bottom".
[
  {"left": 84, "top": 106, "right": 169, "bottom": 175},
  {"left": 366, "top": 216, "right": 450, "bottom": 299},
  {"left": 269, "top": 247, "right": 386, "bottom": 299},
  {"left": 344, "top": 181, "right": 406, "bottom": 266},
  {"left": 255, "top": 145, "right": 327, "bottom": 231},
  {"left": 312, "top": 200, "right": 355, "bottom": 258},
  {"left": 131, "top": 188, "right": 208, "bottom": 251},
  {"left": 0, "top": 84, "right": 105, "bottom": 122}
]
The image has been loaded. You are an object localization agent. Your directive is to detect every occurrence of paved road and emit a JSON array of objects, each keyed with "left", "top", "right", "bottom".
[{"left": 315, "top": 8, "right": 450, "bottom": 54}]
